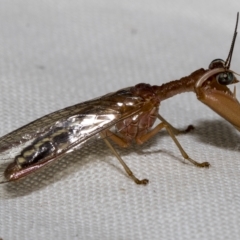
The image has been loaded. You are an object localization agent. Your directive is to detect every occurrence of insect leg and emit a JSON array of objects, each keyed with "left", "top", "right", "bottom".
[
  {"left": 136, "top": 120, "right": 210, "bottom": 168},
  {"left": 100, "top": 133, "right": 149, "bottom": 185},
  {"left": 157, "top": 114, "right": 194, "bottom": 134},
  {"left": 163, "top": 124, "right": 210, "bottom": 167},
  {"left": 136, "top": 122, "right": 166, "bottom": 144},
  {"left": 101, "top": 129, "right": 129, "bottom": 148}
]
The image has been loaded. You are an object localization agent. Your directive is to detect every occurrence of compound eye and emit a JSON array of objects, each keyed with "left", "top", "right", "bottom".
[
  {"left": 216, "top": 72, "right": 234, "bottom": 85},
  {"left": 209, "top": 59, "right": 225, "bottom": 69}
]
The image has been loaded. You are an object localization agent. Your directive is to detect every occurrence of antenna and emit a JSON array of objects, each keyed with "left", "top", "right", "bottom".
[{"left": 225, "top": 12, "right": 239, "bottom": 69}]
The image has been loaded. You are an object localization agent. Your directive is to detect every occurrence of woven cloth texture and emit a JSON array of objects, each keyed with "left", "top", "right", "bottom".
[{"left": 0, "top": 1, "right": 240, "bottom": 240}]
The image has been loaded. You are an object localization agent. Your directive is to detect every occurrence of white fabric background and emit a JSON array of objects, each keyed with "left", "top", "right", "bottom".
[{"left": 0, "top": 1, "right": 240, "bottom": 240}]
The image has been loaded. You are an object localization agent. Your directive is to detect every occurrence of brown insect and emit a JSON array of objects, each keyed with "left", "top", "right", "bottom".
[{"left": 0, "top": 13, "right": 239, "bottom": 185}]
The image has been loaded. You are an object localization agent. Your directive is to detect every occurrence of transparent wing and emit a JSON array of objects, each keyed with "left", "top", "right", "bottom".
[
  {"left": 0, "top": 87, "right": 145, "bottom": 182},
  {"left": 0, "top": 88, "right": 142, "bottom": 153},
  {"left": 0, "top": 98, "right": 100, "bottom": 154}
]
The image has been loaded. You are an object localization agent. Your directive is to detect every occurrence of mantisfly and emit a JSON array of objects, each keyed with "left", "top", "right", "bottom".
[{"left": 0, "top": 13, "right": 239, "bottom": 185}]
